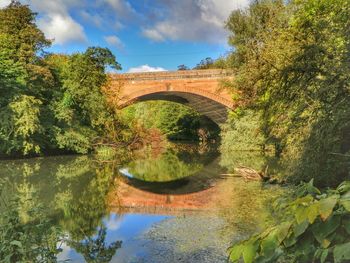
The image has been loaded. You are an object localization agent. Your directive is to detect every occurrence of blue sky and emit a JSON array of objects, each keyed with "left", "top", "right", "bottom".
[{"left": 0, "top": 0, "right": 249, "bottom": 72}]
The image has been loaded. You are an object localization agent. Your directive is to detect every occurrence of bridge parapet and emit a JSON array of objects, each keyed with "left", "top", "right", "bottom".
[{"left": 111, "top": 69, "right": 233, "bottom": 82}]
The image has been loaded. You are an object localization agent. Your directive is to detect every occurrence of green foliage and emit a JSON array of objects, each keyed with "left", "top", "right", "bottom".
[
  {"left": 0, "top": 2, "right": 123, "bottom": 156},
  {"left": 9, "top": 95, "right": 43, "bottom": 154},
  {"left": 193, "top": 57, "right": 228, "bottom": 69},
  {"left": 225, "top": 0, "right": 350, "bottom": 185},
  {"left": 193, "top": 57, "right": 215, "bottom": 70},
  {"left": 220, "top": 109, "right": 266, "bottom": 152},
  {"left": 229, "top": 180, "right": 350, "bottom": 263},
  {"left": 0, "top": 1, "right": 50, "bottom": 64},
  {"left": 121, "top": 101, "right": 220, "bottom": 141}
]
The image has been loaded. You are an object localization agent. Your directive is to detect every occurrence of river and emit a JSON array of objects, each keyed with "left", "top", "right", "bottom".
[{"left": 0, "top": 142, "right": 284, "bottom": 262}]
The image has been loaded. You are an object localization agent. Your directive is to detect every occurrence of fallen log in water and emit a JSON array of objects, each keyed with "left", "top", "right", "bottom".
[
  {"left": 222, "top": 166, "right": 270, "bottom": 181},
  {"left": 234, "top": 166, "right": 263, "bottom": 180}
]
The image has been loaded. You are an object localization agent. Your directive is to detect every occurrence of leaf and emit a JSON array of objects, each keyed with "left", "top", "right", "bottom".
[
  {"left": 321, "top": 239, "right": 331, "bottom": 248},
  {"left": 260, "top": 232, "right": 279, "bottom": 259},
  {"left": 293, "top": 195, "right": 314, "bottom": 206},
  {"left": 311, "top": 215, "right": 341, "bottom": 244},
  {"left": 276, "top": 222, "right": 292, "bottom": 243},
  {"left": 319, "top": 196, "right": 338, "bottom": 221},
  {"left": 314, "top": 248, "right": 329, "bottom": 263},
  {"left": 320, "top": 249, "right": 329, "bottom": 263},
  {"left": 342, "top": 218, "right": 350, "bottom": 235},
  {"left": 293, "top": 220, "right": 309, "bottom": 237},
  {"left": 242, "top": 241, "right": 259, "bottom": 263},
  {"left": 229, "top": 244, "right": 243, "bottom": 262},
  {"left": 10, "top": 240, "right": 22, "bottom": 247},
  {"left": 337, "top": 181, "right": 350, "bottom": 194},
  {"left": 339, "top": 197, "right": 350, "bottom": 212},
  {"left": 307, "top": 202, "right": 319, "bottom": 223},
  {"left": 283, "top": 233, "right": 297, "bottom": 248},
  {"left": 295, "top": 206, "right": 308, "bottom": 224},
  {"left": 306, "top": 180, "right": 321, "bottom": 195},
  {"left": 333, "top": 242, "right": 350, "bottom": 263}
]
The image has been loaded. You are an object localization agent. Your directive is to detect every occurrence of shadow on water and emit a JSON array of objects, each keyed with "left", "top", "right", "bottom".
[{"left": 0, "top": 142, "right": 286, "bottom": 262}]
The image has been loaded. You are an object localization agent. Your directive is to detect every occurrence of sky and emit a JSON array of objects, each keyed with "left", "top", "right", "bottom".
[{"left": 0, "top": 0, "right": 249, "bottom": 73}]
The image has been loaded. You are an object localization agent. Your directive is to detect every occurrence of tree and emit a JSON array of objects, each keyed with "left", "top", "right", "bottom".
[
  {"left": 0, "top": 1, "right": 52, "bottom": 155},
  {"left": 177, "top": 64, "right": 190, "bottom": 71},
  {"left": 193, "top": 57, "right": 214, "bottom": 69},
  {"left": 0, "top": 1, "right": 50, "bottom": 64},
  {"left": 48, "top": 48, "right": 122, "bottom": 154}
]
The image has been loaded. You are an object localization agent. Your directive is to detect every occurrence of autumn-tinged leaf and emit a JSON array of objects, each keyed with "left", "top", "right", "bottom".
[{"left": 319, "top": 196, "right": 338, "bottom": 221}]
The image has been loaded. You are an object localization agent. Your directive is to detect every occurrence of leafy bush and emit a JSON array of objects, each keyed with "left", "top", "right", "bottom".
[{"left": 228, "top": 180, "right": 350, "bottom": 263}]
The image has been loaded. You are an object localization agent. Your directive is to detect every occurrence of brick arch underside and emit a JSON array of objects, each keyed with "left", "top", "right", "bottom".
[{"left": 120, "top": 88, "right": 233, "bottom": 124}]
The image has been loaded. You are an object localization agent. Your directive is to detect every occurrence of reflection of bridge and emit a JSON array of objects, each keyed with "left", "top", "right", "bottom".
[
  {"left": 109, "top": 179, "right": 220, "bottom": 216},
  {"left": 110, "top": 69, "right": 235, "bottom": 123},
  {"left": 108, "top": 158, "right": 228, "bottom": 216}
]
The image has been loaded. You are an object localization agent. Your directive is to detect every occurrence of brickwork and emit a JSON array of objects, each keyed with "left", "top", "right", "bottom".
[{"left": 108, "top": 69, "right": 235, "bottom": 123}]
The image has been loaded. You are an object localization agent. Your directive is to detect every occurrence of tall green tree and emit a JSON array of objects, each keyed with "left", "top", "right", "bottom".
[
  {"left": 48, "top": 48, "right": 121, "bottom": 154},
  {"left": 0, "top": 1, "right": 52, "bottom": 155}
]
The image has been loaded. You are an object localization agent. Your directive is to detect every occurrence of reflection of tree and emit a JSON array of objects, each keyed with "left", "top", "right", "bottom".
[
  {"left": 128, "top": 148, "right": 203, "bottom": 182},
  {"left": 0, "top": 179, "right": 62, "bottom": 262},
  {"left": 68, "top": 225, "right": 122, "bottom": 263},
  {"left": 57, "top": 160, "right": 119, "bottom": 241},
  {"left": 0, "top": 155, "right": 122, "bottom": 262}
]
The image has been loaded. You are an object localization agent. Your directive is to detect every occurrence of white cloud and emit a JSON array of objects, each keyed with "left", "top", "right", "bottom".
[
  {"left": 104, "top": 35, "right": 124, "bottom": 50},
  {"left": 0, "top": 0, "right": 11, "bottom": 8},
  {"left": 104, "top": 0, "right": 137, "bottom": 19},
  {"left": 80, "top": 10, "right": 103, "bottom": 28},
  {"left": 105, "top": 214, "right": 123, "bottom": 230},
  {"left": 141, "top": 0, "right": 250, "bottom": 43},
  {"left": 22, "top": 0, "right": 87, "bottom": 45},
  {"left": 114, "top": 21, "right": 124, "bottom": 30},
  {"left": 38, "top": 13, "right": 86, "bottom": 44},
  {"left": 127, "top": 64, "right": 167, "bottom": 73},
  {"left": 3, "top": 0, "right": 249, "bottom": 45},
  {"left": 142, "top": 29, "right": 165, "bottom": 42}
]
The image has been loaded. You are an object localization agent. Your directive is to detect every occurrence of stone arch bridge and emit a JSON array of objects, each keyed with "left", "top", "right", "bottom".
[{"left": 109, "top": 69, "right": 235, "bottom": 124}]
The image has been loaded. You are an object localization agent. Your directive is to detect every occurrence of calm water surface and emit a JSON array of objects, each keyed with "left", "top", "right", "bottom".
[{"left": 0, "top": 143, "right": 284, "bottom": 262}]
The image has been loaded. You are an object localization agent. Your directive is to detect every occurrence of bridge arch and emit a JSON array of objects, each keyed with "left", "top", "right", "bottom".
[{"left": 109, "top": 69, "right": 235, "bottom": 124}]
